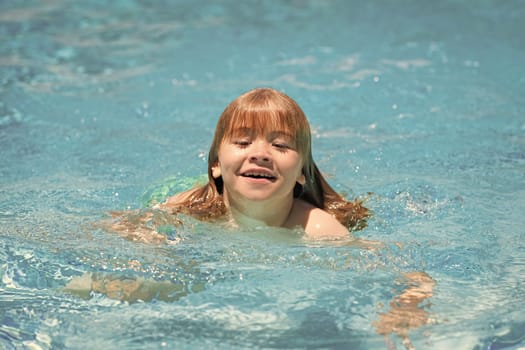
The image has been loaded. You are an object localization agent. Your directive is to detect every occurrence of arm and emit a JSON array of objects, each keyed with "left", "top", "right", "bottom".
[
  {"left": 64, "top": 272, "right": 195, "bottom": 303},
  {"left": 373, "top": 272, "right": 436, "bottom": 350},
  {"left": 102, "top": 186, "right": 203, "bottom": 244},
  {"left": 103, "top": 209, "right": 181, "bottom": 244}
]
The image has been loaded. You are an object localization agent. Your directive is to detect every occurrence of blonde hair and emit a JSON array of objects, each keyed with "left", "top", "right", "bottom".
[{"left": 166, "top": 88, "right": 369, "bottom": 230}]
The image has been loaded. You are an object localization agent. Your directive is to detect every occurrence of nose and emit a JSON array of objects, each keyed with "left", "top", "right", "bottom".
[{"left": 249, "top": 141, "right": 272, "bottom": 163}]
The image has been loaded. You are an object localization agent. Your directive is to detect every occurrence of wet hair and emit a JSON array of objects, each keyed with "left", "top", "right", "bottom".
[{"left": 166, "top": 88, "right": 369, "bottom": 230}]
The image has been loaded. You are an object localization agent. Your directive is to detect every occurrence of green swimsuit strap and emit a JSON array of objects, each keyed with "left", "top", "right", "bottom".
[{"left": 139, "top": 174, "right": 208, "bottom": 208}]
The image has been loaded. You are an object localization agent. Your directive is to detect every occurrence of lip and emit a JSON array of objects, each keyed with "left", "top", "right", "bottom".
[{"left": 239, "top": 168, "right": 277, "bottom": 182}]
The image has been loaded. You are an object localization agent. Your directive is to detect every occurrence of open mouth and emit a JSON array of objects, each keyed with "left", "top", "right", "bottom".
[{"left": 241, "top": 172, "right": 277, "bottom": 181}]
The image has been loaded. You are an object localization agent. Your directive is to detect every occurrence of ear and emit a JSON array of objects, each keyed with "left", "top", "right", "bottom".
[
  {"left": 296, "top": 173, "right": 306, "bottom": 186},
  {"left": 211, "top": 162, "right": 221, "bottom": 178}
]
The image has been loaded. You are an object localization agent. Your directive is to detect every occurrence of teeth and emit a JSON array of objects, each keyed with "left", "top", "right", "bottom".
[{"left": 244, "top": 172, "right": 274, "bottom": 178}]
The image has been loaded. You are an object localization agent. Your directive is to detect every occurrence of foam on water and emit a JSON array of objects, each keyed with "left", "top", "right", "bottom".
[{"left": 1, "top": 1, "right": 524, "bottom": 349}]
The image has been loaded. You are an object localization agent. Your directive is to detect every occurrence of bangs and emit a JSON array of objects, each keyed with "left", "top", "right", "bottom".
[{"left": 222, "top": 108, "right": 310, "bottom": 154}]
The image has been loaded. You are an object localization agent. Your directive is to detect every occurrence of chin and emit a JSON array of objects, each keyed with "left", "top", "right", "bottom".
[
  {"left": 239, "top": 188, "right": 283, "bottom": 202},
  {"left": 240, "top": 193, "right": 274, "bottom": 202}
]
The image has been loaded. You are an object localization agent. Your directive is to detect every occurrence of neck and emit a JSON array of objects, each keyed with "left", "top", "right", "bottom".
[{"left": 224, "top": 195, "right": 294, "bottom": 229}]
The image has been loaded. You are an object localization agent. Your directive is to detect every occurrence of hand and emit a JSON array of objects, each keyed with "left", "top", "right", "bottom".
[{"left": 103, "top": 209, "right": 182, "bottom": 244}]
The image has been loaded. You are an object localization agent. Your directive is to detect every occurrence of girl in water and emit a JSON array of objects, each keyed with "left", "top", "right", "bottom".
[
  {"left": 67, "top": 89, "right": 434, "bottom": 349},
  {"left": 67, "top": 87, "right": 370, "bottom": 301},
  {"left": 112, "top": 87, "right": 369, "bottom": 241}
]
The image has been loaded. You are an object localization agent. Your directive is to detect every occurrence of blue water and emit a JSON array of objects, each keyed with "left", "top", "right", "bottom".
[{"left": 1, "top": 1, "right": 524, "bottom": 349}]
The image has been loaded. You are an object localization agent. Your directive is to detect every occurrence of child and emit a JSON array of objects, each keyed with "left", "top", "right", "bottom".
[
  {"left": 68, "top": 91, "right": 435, "bottom": 343},
  {"left": 111, "top": 87, "right": 368, "bottom": 242},
  {"left": 67, "top": 90, "right": 437, "bottom": 344},
  {"left": 150, "top": 87, "right": 369, "bottom": 239},
  {"left": 67, "top": 87, "right": 371, "bottom": 302}
]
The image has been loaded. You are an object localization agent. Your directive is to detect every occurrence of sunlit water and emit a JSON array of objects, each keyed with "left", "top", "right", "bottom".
[{"left": 1, "top": 1, "right": 524, "bottom": 349}]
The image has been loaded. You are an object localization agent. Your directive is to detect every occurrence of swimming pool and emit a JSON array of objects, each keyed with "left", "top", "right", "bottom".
[{"left": 1, "top": 0, "right": 524, "bottom": 349}]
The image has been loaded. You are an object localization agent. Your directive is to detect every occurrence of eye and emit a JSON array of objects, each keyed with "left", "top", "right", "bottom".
[
  {"left": 233, "top": 139, "right": 251, "bottom": 147},
  {"left": 272, "top": 141, "right": 292, "bottom": 151},
  {"left": 269, "top": 132, "right": 295, "bottom": 151}
]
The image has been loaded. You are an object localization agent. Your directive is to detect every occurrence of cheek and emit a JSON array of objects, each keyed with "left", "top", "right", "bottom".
[
  {"left": 282, "top": 153, "right": 304, "bottom": 175},
  {"left": 217, "top": 148, "right": 240, "bottom": 171}
]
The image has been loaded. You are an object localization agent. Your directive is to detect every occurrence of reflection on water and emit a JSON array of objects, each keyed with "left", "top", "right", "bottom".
[{"left": 1, "top": 0, "right": 525, "bottom": 349}]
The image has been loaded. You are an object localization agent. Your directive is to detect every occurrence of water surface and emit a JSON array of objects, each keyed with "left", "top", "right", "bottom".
[{"left": 1, "top": 1, "right": 524, "bottom": 349}]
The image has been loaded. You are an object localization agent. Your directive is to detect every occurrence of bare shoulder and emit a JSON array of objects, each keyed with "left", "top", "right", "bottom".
[{"left": 287, "top": 199, "right": 351, "bottom": 239}]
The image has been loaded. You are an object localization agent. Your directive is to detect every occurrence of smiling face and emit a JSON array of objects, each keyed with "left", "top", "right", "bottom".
[
  {"left": 212, "top": 127, "right": 306, "bottom": 206},
  {"left": 207, "top": 88, "right": 314, "bottom": 206}
]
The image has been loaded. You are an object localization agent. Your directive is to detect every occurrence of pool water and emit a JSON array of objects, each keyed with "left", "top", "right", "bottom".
[{"left": 1, "top": 0, "right": 524, "bottom": 349}]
